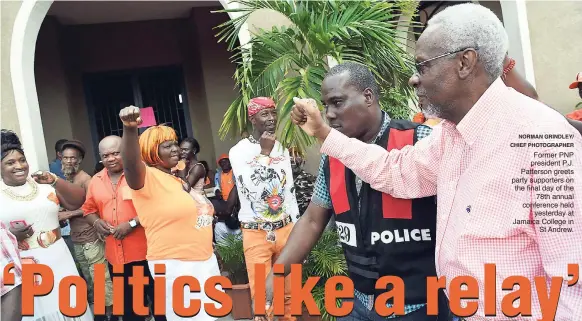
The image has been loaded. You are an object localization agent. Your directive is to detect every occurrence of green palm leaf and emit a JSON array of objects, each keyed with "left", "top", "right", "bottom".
[
  {"left": 302, "top": 228, "right": 347, "bottom": 321},
  {"left": 215, "top": 0, "right": 419, "bottom": 146}
]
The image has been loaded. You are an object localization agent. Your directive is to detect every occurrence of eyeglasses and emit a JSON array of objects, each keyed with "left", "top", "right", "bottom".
[{"left": 414, "top": 47, "right": 477, "bottom": 75}]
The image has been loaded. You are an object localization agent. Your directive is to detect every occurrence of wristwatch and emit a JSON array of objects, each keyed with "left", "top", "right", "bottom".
[
  {"left": 128, "top": 219, "right": 137, "bottom": 228},
  {"left": 49, "top": 172, "right": 59, "bottom": 187}
]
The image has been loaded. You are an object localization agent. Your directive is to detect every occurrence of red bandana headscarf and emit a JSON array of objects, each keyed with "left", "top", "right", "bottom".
[{"left": 248, "top": 97, "right": 276, "bottom": 117}]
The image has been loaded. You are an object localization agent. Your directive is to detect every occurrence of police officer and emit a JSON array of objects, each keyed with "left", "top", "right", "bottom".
[{"left": 256, "top": 62, "right": 451, "bottom": 321}]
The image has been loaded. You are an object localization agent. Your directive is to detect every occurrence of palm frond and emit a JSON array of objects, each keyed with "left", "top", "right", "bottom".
[
  {"left": 276, "top": 65, "right": 326, "bottom": 151},
  {"left": 215, "top": 234, "right": 248, "bottom": 284},
  {"left": 302, "top": 228, "right": 347, "bottom": 321},
  {"left": 214, "top": 0, "right": 299, "bottom": 49},
  {"left": 215, "top": 0, "right": 419, "bottom": 148},
  {"left": 246, "top": 26, "right": 305, "bottom": 96},
  {"left": 218, "top": 64, "right": 254, "bottom": 139}
]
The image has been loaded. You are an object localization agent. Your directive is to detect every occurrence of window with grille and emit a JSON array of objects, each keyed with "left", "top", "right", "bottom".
[{"left": 83, "top": 65, "right": 192, "bottom": 156}]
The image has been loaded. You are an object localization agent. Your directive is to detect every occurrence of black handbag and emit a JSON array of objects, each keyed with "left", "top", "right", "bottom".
[
  {"left": 224, "top": 201, "right": 241, "bottom": 230},
  {"left": 224, "top": 215, "right": 240, "bottom": 230}
]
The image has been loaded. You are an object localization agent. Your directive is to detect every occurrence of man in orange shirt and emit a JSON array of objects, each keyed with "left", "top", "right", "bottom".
[
  {"left": 82, "top": 136, "right": 166, "bottom": 321},
  {"left": 213, "top": 154, "right": 236, "bottom": 202},
  {"left": 212, "top": 154, "right": 241, "bottom": 244}
]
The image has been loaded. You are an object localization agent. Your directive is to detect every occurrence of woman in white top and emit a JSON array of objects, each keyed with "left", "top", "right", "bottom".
[
  {"left": 177, "top": 137, "right": 215, "bottom": 217},
  {"left": 0, "top": 129, "right": 93, "bottom": 321}
]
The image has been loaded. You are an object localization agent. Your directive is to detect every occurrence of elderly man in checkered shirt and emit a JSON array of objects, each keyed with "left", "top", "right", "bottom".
[{"left": 1, "top": 221, "right": 23, "bottom": 320}]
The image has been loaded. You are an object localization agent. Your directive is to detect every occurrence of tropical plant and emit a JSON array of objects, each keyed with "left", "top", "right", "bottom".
[
  {"left": 215, "top": 234, "right": 249, "bottom": 285},
  {"left": 302, "top": 227, "right": 348, "bottom": 321},
  {"left": 215, "top": 226, "right": 347, "bottom": 321},
  {"left": 215, "top": 0, "right": 419, "bottom": 153}
]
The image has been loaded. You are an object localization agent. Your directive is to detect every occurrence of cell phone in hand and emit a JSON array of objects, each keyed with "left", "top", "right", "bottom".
[
  {"left": 31, "top": 171, "right": 43, "bottom": 178},
  {"left": 10, "top": 220, "right": 29, "bottom": 229}
]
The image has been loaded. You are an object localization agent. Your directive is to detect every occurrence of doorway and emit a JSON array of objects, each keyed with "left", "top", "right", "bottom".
[{"left": 83, "top": 65, "right": 192, "bottom": 157}]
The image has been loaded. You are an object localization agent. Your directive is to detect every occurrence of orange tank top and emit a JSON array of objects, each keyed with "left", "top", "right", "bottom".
[{"left": 220, "top": 171, "right": 235, "bottom": 201}]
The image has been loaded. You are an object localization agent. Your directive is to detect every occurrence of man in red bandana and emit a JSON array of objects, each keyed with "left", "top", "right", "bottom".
[{"left": 228, "top": 97, "right": 300, "bottom": 321}]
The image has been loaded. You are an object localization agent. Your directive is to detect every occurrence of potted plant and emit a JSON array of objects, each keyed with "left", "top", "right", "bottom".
[
  {"left": 215, "top": 234, "right": 253, "bottom": 320},
  {"left": 300, "top": 227, "right": 348, "bottom": 321}
]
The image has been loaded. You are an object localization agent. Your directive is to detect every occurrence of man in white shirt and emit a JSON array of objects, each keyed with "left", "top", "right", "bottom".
[{"left": 229, "top": 97, "right": 299, "bottom": 321}]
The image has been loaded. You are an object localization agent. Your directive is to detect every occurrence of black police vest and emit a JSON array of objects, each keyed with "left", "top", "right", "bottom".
[{"left": 323, "top": 120, "right": 438, "bottom": 305}]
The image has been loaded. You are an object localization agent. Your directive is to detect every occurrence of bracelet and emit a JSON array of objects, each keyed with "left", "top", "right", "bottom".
[
  {"left": 93, "top": 219, "right": 102, "bottom": 227},
  {"left": 50, "top": 174, "right": 59, "bottom": 187},
  {"left": 502, "top": 57, "right": 515, "bottom": 79}
]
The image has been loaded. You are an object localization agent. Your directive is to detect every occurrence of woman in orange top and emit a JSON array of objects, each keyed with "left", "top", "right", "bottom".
[{"left": 119, "top": 106, "right": 221, "bottom": 321}]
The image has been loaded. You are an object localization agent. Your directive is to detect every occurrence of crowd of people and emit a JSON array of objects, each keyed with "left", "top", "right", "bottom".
[
  {"left": 274, "top": 3, "right": 582, "bottom": 321},
  {"left": 2, "top": 2, "right": 582, "bottom": 321},
  {"left": 1, "top": 100, "right": 316, "bottom": 321}
]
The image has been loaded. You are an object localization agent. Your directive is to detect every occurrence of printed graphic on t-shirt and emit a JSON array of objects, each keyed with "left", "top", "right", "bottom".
[
  {"left": 196, "top": 214, "right": 213, "bottom": 229},
  {"left": 237, "top": 162, "right": 291, "bottom": 221}
]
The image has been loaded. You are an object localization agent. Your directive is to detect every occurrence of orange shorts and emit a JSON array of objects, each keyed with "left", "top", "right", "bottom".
[{"left": 242, "top": 223, "right": 296, "bottom": 321}]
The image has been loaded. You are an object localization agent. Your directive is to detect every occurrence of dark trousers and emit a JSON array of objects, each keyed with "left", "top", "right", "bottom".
[
  {"left": 211, "top": 198, "right": 228, "bottom": 215},
  {"left": 337, "top": 289, "right": 455, "bottom": 321},
  {"left": 108, "top": 260, "right": 167, "bottom": 321}
]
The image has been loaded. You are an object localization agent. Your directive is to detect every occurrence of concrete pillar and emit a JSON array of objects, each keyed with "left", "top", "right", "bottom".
[{"left": 11, "top": 0, "right": 53, "bottom": 171}]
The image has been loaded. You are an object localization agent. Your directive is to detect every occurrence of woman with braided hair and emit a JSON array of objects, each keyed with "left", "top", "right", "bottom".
[{"left": 0, "top": 129, "right": 93, "bottom": 321}]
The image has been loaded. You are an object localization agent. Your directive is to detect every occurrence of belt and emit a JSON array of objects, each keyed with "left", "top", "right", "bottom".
[
  {"left": 241, "top": 216, "right": 292, "bottom": 243},
  {"left": 20, "top": 228, "right": 62, "bottom": 250}
]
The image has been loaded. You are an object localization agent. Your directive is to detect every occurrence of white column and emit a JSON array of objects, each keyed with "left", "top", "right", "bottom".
[
  {"left": 218, "top": 0, "right": 252, "bottom": 48},
  {"left": 11, "top": 0, "right": 54, "bottom": 171},
  {"left": 500, "top": 0, "right": 536, "bottom": 88}
]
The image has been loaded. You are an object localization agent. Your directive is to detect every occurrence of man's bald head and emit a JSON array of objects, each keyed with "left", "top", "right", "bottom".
[
  {"left": 99, "top": 135, "right": 122, "bottom": 153},
  {"left": 99, "top": 135, "right": 123, "bottom": 173}
]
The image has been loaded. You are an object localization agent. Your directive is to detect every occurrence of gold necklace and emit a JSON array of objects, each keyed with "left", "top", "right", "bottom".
[{"left": 1, "top": 178, "right": 39, "bottom": 201}]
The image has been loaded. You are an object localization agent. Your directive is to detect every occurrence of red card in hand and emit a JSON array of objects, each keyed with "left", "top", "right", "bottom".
[{"left": 138, "top": 107, "right": 157, "bottom": 128}]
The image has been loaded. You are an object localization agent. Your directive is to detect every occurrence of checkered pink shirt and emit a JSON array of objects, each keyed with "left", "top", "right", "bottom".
[
  {"left": 0, "top": 221, "right": 22, "bottom": 296},
  {"left": 321, "top": 78, "right": 582, "bottom": 320}
]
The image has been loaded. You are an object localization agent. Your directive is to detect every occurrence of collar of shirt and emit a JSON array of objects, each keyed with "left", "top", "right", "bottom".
[
  {"left": 371, "top": 111, "right": 391, "bottom": 144},
  {"left": 94, "top": 167, "right": 124, "bottom": 183},
  {"left": 453, "top": 77, "right": 507, "bottom": 146}
]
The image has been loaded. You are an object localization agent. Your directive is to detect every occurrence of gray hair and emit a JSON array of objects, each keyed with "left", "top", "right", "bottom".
[{"left": 426, "top": 3, "right": 509, "bottom": 82}]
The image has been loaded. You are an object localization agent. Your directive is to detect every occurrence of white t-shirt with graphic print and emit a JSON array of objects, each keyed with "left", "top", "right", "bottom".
[{"left": 229, "top": 138, "right": 299, "bottom": 224}]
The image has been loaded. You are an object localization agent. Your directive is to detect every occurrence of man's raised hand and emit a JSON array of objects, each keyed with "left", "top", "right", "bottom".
[{"left": 291, "top": 97, "right": 330, "bottom": 140}]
